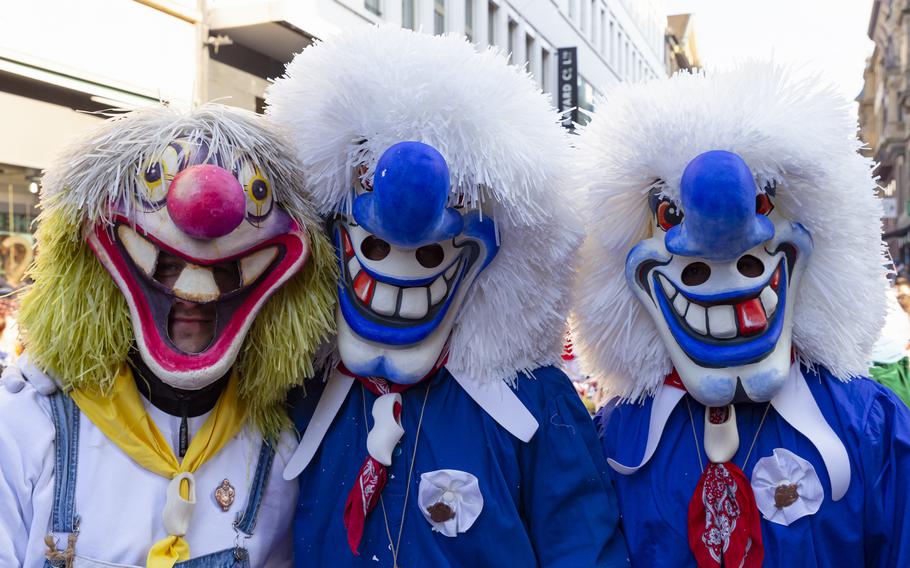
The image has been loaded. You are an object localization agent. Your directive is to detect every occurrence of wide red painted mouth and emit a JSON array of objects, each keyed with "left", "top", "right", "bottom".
[{"left": 87, "top": 217, "right": 309, "bottom": 375}]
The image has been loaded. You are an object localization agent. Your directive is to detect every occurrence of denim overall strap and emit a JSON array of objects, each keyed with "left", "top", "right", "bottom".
[
  {"left": 49, "top": 391, "right": 81, "bottom": 533},
  {"left": 44, "top": 392, "right": 81, "bottom": 567},
  {"left": 233, "top": 440, "right": 276, "bottom": 536}
]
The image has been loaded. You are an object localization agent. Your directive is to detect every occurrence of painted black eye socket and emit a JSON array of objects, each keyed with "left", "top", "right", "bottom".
[
  {"left": 144, "top": 162, "right": 162, "bottom": 183},
  {"left": 361, "top": 236, "right": 391, "bottom": 261},
  {"left": 756, "top": 193, "right": 774, "bottom": 216},
  {"left": 251, "top": 179, "right": 268, "bottom": 201},
  {"left": 737, "top": 255, "right": 764, "bottom": 278},
  {"left": 657, "top": 200, "right": 684, "bottom": 231},
  {"left": 416, "top": 244, "right": 445, "bottom": 268},
  {"left": 681, "top": 262, "right": 711, "bottom": 286},
  {"left": 647, "top": 186, "right": 683, "bottom": 231}
]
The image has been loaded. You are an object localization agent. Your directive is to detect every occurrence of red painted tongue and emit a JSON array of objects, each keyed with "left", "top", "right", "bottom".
[
  {"left": 353, "top": 270, "right": 375, "bottom": 303},
  {"left": 735, "top": 298, "right": 767, "bottom": 335}
]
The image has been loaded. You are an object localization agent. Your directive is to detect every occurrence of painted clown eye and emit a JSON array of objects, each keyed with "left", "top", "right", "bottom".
[
  {"left": 756, "top": 192, "right": 774, "bottom": 216},
  {"left": 251, "top": 179, "right": 268, "bottom": 201},
  {"left": 137, "top": 143, "right": 181, "bottom": 211},
  {"left": 245, "top": 173, "right": 273, "bottom": 222},
  {"left": 144, "top": 163, "right": 162, "bottom": 183},
  {"left": 656, "top": 199, "right": 684, "bottom": 231},
  {"left": 233, "top": 157, "right": 274, "bottom": 224}
]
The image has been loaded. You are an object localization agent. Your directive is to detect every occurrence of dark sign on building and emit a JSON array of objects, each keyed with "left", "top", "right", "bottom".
[{"left": 557, "top": 47, "right": 578, "bottom": 130}]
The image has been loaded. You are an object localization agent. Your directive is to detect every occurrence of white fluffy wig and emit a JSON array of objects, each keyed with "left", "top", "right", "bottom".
[
  {"left": 267, "top": 27, "right": 582, "bottom": 383},
  {"left": 574, "top": 62, "right": 889, "bottom": 401}
]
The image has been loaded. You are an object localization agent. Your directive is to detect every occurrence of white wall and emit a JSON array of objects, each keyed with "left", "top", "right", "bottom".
[
  {"left": 0, "top": 0, "right": 198, "bottom": 105},
  {"left": 0, "top": 91, "right": 104, "bottom": 169}
]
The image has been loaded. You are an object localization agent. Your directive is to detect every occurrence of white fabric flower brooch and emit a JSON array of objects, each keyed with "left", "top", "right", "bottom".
[
  {"left": 418, "top": 469, "right": 484, "bottom": 537},
  {"left": 751, "top": 448, "right": 824, "bottom": 526}
]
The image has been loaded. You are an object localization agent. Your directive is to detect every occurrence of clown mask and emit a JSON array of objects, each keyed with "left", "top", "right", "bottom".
[
  {"left": 332, "top": 142, "right": 499, "bottom": 384},
  {"left": 87, "top": 138, "right": 310, "bottom": 389},
  {"left": 626, "top": 150, "right": 814, "bottom": 406}
]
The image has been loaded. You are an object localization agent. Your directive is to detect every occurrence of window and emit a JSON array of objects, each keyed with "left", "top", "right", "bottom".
[
  {"left": 487, "top": 1, "right": 498, "bottom": 45},
  {"left": 365, "top": 0, "right": 381, "bottom": 16},
  {"left": 402, "top": 0, "right": 416, "bottom": 29},
  {"left": 609, "top": 20, "right": 615, "bottom": 63},
  {"left": 507, "top": 18, "right": 518, "bottom": 63},
  {"left": 541, "top": 48, "right": 550, "bottom": 93},
  {"left": 465, "top": 0, "right": 474, "bottom": 41},
  {"left": 568, "top": 0, "right": 576, "bottom": 20},
  {"left": 577, "top": 75, "right": 596, "bottom": 126},
  {"left": 525, "top": 33, "right": 535, "bottom": 76},
  {"left": 624, "top": 39, "right": 629, "bottom": 78},
  {"left": 580, "top": 0, "right": 587, "bottom": 33},
  {"left": 600, "top": 8, "right": 606, "bottom": 52},
  {"left": 589, "top": 0, "right": 596, "bottom": 39},
  {"left": 434, "top": 0, "right": 446, "bottom": 34}
]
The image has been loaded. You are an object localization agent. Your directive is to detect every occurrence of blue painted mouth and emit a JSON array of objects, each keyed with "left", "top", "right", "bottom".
[
  {"left": 333, "top": 211, "right": 499, "bottom": 346},
  {"left": 653, "top": 258, "right": 789, "bottom": 368}
]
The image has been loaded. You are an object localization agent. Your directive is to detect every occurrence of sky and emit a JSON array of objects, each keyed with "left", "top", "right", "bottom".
[{"left": 664, "top": 0, "right": 876, "bottom": 102}]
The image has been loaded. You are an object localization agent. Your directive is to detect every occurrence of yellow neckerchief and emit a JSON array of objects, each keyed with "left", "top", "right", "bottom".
[{"left": 70, "top": 366, "right": 246, "bottom": 568}]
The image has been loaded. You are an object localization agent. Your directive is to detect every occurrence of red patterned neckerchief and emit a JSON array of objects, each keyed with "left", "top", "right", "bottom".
[
  {"left": 664, "top": 371, "right": 765, "bottom": 568},
  {"left": 339, "top": 357, "right": 447, "bottom": 555}
]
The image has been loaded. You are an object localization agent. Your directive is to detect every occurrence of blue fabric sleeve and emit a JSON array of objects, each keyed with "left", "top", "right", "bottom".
[
  {"left": 517, "top": 367, "right": 630, "bottom": 568},
  {"left": 861, "top": 384, "right": 910, "bottom": 567}
]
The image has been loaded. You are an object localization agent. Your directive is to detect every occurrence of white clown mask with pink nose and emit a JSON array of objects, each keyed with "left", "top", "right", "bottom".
[{"left": 87, "top": 137, "right": 311, "bottom": 390}]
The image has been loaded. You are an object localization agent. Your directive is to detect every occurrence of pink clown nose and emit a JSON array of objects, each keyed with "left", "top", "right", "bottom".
[{"left": 166, "top": 164, "right": 246, "bottom": 240}]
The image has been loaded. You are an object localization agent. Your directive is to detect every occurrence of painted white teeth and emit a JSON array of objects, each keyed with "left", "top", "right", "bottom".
[
  {"left": 172, "top": 264, "right": 220, "bottom": 302},
  {"left": 658, "top": 274, "right": 676, "bottom": 299},
  {"left": 399, "top": 287, "right": 428, "bottom": 319},
  {"left": 429, "top": 277, "right": 447, "bottom": 304},
  {"left": 686, "top": 304, "right": 707, "bottom": 335},
  {"left": 347, "top": 257, "right": 361, "bottom": 278},
  {"left": 445, "top": 260, "right": 460, "bottom": 280},
  {"left": 707, "top": 305, "right": 737, "bottom": 338},
  {"left": 673, "top": 294, "right": 689, "bottom": 317},
  {"left": 760, "top": 286, "right": 778, "bottom": 316},
  {"left": 117, "top": 225, "right": 157, "bottom": 276},
  {"left": 371, "top": 282, "right": 398, "bottom": 316},
  {"left": 240, "top": 247, "right": 278, "bottom": 286}
]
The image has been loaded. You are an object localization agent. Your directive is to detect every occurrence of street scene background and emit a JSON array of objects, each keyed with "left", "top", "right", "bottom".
[{"left": 2, "top": 0, "right": 907, "bottom": 410}]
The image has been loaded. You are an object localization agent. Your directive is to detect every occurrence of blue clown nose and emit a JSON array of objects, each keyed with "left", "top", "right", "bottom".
[
  {"left": 665, "top": 150, "right": 774, "bottom": 262},
  {"left": 353, "top": 141, "right": 464, "bottom": 248}
]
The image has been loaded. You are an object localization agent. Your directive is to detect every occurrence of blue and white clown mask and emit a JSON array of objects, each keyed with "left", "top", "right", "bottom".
[
  {"left": 627, "top": 150, "right": 814, "bottom": 406},
  {"left": 332, "top": 142, "right": 499, "bottom": 384}
]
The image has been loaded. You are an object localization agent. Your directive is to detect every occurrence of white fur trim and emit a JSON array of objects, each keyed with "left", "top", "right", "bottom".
[
  {"left": 574, "top": 62, "right": 889, "bottom": 400},
  {"left": 267, "top": 27, "right": 582, "bottom": 383}
]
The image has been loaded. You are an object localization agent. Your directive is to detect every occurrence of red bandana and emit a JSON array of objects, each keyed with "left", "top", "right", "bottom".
[
  {"left": 666, "top": 371, "right": 765, "bottom": 567},
  {"left": 687, "top": 461, "right": 763, "bottom": 567},
  {"left": 338, "top": 357, "right": 446, "bottom": 555}
]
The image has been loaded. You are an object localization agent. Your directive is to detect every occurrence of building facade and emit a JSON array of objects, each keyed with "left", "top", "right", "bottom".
[
  {"left": 0, "top": 0, "right": 666, "bottom": 257},
  {"left": 208, "top": 0, "right": 666, "bottom": 118},
  {"left": 859, "top": 0, "right": 910, "bottom": 266}
]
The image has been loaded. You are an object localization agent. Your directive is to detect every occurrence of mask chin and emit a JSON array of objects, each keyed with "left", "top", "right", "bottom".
[
  {"left": 334, "top": 211, "right": 499, "bottom": 384},
  {"left": 337, "top": 303, "right": 456, "bottom": 383},
  {"left": 627, "top": 218, "right": 813, "bottom": 406}
]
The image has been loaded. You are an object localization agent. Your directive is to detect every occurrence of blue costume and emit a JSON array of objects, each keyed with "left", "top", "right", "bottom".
[
  {"left": 597, "top": 366, "right": 910, "bottom": 567},
  {"left": 572, "top": 64, "right": 901, "bottom": 567},
  {"left": 267, "top": 28, "right": 629, "bottom": 568},
  {"left": 292, "top": 366, "right": 628, "bottom": 567}
]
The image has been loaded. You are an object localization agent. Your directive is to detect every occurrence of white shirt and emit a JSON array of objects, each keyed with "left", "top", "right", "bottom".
[{"left": 0, "top": 370, "right": 297, "bottom": 567}]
